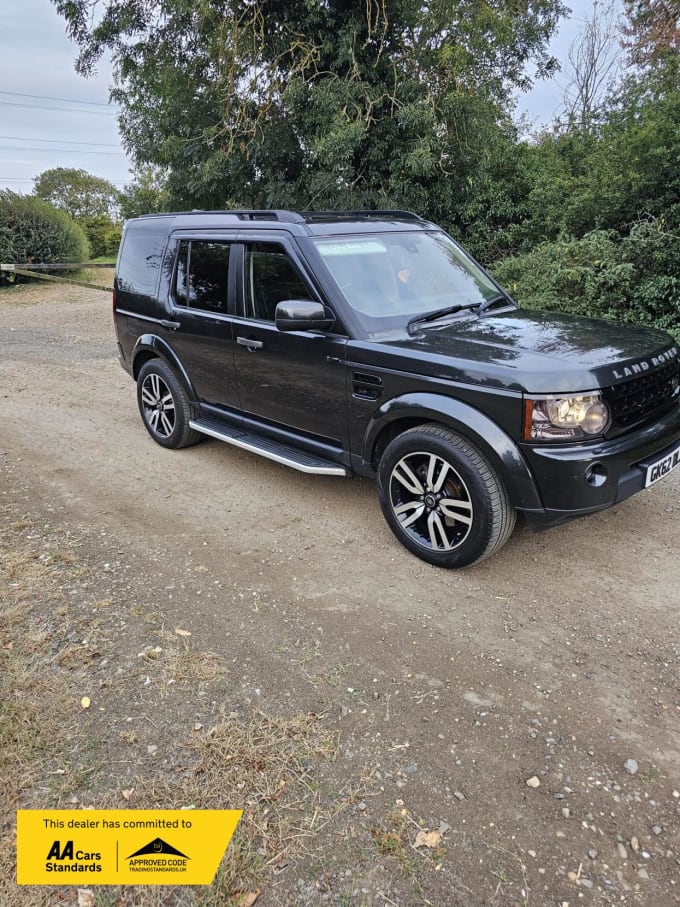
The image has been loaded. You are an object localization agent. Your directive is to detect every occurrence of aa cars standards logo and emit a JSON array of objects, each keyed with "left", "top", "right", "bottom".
[
  {"left": 17, "top": 810, "right": 242, "bottom": 885},
  {"left": 126, "top": 837, "right": 190, "bottom": 874}
]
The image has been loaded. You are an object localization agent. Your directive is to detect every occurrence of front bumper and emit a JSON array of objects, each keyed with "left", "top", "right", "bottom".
[{"left": 519, "top": 402, "right": 680, "bottom": 526}]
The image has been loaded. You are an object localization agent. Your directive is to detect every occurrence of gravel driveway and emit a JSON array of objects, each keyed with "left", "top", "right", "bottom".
[{"left": 2, "top": 282, "right": 680, "bottom": 905}]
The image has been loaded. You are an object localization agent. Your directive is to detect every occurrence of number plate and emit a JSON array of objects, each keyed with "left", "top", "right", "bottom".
[{"left": 644, "top": 442, "right": 680, "bottom": 487}]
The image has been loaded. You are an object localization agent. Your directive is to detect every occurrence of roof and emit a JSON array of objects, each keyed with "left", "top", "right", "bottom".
[{"left": 127, "top": 209, "right": 436, "bottom": 236}]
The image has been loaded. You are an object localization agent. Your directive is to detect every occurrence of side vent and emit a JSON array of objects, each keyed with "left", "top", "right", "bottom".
[{"left": 352, "top": 371, "right": 384, "bottom": 401}]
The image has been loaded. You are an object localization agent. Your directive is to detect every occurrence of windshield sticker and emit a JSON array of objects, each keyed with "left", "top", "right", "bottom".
[{"left": 317, "top": 240, "right": 388, "bottom": 257}]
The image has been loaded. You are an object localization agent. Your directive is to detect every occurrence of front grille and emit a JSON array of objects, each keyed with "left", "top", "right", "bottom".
[{"left": 604, "top": 357, "right": 680, "bottom": 429}]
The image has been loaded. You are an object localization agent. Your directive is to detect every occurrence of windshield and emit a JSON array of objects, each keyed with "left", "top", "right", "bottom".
[{"left": 313, "top": 230, "right": 507, "bottom": 334}]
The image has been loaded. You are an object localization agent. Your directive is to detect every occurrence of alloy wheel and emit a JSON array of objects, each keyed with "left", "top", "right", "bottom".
[
  {"left": 388, "top": 450, "right": 473, "bottom": 552},
  {"left": 140, "top": 372, "right": 176, "bottom": 439}
]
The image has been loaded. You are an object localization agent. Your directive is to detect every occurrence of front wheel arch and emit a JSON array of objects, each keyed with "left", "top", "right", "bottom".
[{"left": 365, "top": 393, "right": 541, "bottom": 512}]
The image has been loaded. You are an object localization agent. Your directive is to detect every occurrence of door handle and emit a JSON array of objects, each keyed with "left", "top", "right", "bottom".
[
  {"left": 160, "top": 319, "right": 180, "bottom": 330},
  {"left": 237, "top": 336, "right": 264, "bottom": 351}
]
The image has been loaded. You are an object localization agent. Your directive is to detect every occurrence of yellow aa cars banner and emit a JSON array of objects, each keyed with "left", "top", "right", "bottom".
[{"left": 17, "top": 810, "right": 242, "bottom": 885}]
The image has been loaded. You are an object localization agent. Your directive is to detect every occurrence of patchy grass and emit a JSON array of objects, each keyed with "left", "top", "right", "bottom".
[
  {"left": 0, "top": 510, "right": 342, "bottom": 907},
  {"left": 370, "top": 802, "right": 448, "bottom": 900}
]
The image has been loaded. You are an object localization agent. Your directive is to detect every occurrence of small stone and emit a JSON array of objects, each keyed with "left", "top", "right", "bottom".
[
  {"left": 624, "top": 759, "right": 638, "bottom": 775},
  {"left": 357, "top": 801, "right": 367, "bottom": 811},
  {"left": 630, "top": 836, "right": 639, "bottom": 852},
  {"left": 454, "top": 791, "right": 465, "bottom": 801},
  {"left": 579, "top": 878, "right": 594, "bottom": 889},
  {"left": 616, "top": 842, "right": 628, "bottom": 860},
  {"left": 526, "top": 776, "right": 541, "bottom": 788},
  {"left": 404, "top": 764, "right": 418, "bottom": 775},
  {"left": 638, "top": 868, "right": 650, "bottom": 880},
  {"left": 588, "top": 849, "right": 598, "bottom": 860},
  {"left": 555, "top": 792, "right": 565, "bottom": 800},
  {"left": 561, "top": 808, "right": 571, "bottom": 819},
  {"left": 146, "top": 744, "right": 158, "bottom": 755},
  {"left": 641, "top": 850, "right": 650, "bottom": 859},
  {"left": 652, "top": 825, "right": 662, "bottom": 836}
]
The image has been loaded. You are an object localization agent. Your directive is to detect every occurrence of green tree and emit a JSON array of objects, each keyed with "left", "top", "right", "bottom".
[
  {"left": 119, "top": 165, "right": 171, "bottom": 219},
  {"left": 53, "top": 0, "right": 564, "bottom": 216},
  {"left": 33, "top": 167, "right": 121, "bottom": 221},
  {"left": 34, "top": 167, "right": 123, "bottom": 259}
]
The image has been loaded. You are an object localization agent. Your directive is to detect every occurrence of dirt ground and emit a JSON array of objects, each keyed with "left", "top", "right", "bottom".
[{"left": 2, "top": 282, "right": 680, "bottom": 906}]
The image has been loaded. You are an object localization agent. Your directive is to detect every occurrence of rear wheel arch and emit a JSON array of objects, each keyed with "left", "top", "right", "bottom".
[{"left": 131, "top": 335, "right": 196, "bottom": 402}]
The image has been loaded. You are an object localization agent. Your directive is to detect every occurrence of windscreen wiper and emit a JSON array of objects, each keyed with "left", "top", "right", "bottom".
[
  {"left": 476, "top": 293, "right": 514, "bottom": 315},
  {"left": 407, "top": 303, "right": 478, "bottom": 333}
]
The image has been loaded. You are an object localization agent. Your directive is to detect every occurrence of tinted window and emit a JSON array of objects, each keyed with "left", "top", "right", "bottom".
[
  {"left": 313, "top": 231, "right": 502, "bottom": 332},
  {"left": 243, "top": 243, "right": 312, "bottom": 321},
  {"left": 175, "top": 240, "right": 230, "bottom": 313},
  {"left": 116, "top": 220, "right": 168, "bottom": 298}
]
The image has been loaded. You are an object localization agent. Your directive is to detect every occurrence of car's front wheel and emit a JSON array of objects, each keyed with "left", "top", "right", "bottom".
[
  {"left": 136, "top": 359, "right": 202, "bottom": 449},
  {"left": 377, "top": 424, "right": 515, "bottom": 568}
]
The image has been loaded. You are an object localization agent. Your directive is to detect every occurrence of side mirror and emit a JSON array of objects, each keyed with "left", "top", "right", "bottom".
[{"left": 275, "top": 300, "right": 335, "bottom": 332}]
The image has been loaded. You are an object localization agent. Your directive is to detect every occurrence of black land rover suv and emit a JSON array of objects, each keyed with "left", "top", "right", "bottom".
[{"left": 114, "top": 210, "right": 680, "bottom": 568}]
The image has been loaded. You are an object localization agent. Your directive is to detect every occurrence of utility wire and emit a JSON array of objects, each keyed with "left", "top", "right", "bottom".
[
  {"left": 0, "top": 101, "right": 113, "bottom": 115},
  {"left": 0, "top": 145, "right": 125, "bottom": 155},
  {"left": 0, "top": 90, "right": 115, "bottom": 107},
  {"left": 0, "top": 135, "right": 121, "bottom": 147},
  {"left": 0, "top": 176, "right": 129, "bottom": 185}
]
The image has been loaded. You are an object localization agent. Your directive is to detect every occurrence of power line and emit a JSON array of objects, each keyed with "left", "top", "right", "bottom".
[
  {"left": 0, "top": 135, "right": 121, "bottom": 148},
  {"left": 0, "top": 101, "right": 114, "bottom": 116},
  {"left": 0, "top": 146, "right": 125, "bottom": 158},
  {"left": 0, "top": 145, "right": 125, "bottom": 155},
  {"left": 0, "top": 177, "right": 129, "bottom": 185},
  {"left": 0, "top": 90, "right": 115, "bottom": 108}
]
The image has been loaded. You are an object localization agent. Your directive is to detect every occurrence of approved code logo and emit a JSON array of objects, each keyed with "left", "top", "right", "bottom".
[
  {"left": 17, "top": 810, "right": 242, "bottom": 886},
  {"left": 127, "top": 837, "right": 190, "bottom": 873}
]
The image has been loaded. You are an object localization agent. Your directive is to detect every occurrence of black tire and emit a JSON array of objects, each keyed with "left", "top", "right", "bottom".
[
  {"left": 136, "top": 359, "right": 203, "bottom": 449},
  {"left": 377, "top": 424, "right": 516, "bottom": 568}
]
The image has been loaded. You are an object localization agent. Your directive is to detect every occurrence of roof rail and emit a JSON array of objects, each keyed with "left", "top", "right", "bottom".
[
  {"left": 303, "top": 209, "right": 423, "bottom": 221},
  {"left": 234, "top": 210, "right": 306, "bottom": 222},
  {"left": 149, "top": 210, "right": 306, "bottom": 222},
  {"left": 137, "top": 209, "right": 422, "bottom": 223}
]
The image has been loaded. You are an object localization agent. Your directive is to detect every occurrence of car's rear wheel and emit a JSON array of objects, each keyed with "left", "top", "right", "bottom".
[
  {"left": 377, "top": 424, "right": 515, "bottom": 568},
  {"left": 137, "top": 359, "right": 202, "bottom": 449}
]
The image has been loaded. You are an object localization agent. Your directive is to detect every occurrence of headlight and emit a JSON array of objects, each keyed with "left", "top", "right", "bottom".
[{"left": 523, "top": 393, "right": 611, "bottom": 441}]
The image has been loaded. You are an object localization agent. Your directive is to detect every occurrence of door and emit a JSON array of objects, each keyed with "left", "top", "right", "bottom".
[
  {"left": 233, "top": 240, "right": 348, "bottom": 448},
  {"left": 167, "top": 238, "right": 240, "bottom": 409}
]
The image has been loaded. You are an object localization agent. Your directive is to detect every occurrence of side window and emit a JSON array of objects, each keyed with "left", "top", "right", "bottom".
[
  {"left": 174, "top": 240, "right": 230, "bottom": 313},
  {"left": 116, "top": 220, "right": 168, "bottom": 297},
  {"left": 243, "top": 242, "right": 313, "bottom": 322}
]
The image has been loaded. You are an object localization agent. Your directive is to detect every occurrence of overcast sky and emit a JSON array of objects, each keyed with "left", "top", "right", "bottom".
[{"left": 0, "top": 0, "right": 623, "bottom": 195}]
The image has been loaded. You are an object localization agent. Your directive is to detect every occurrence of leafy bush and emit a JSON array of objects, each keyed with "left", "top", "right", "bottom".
[
  {"left": 492, "top": 225, "right": 680, "bottom": 342},
  {"left": 0, "top": 191, "right": 90, "bottom": 275},
  {"left": 82, "top": 215, "right": 122, "bottom": 258}
]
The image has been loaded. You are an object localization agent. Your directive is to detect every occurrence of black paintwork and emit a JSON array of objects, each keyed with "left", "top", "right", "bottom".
[{"left": 114, "top": 210, "right": 680, "bottom": 526}]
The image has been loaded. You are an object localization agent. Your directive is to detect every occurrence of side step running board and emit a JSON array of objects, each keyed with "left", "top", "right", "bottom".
[{"left": 189, "top": 418, "right": 348, "bottom": 477}]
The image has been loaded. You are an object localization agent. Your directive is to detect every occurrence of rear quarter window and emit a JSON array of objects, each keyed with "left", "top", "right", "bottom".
[{"left": 116, "top": 220, "right": 169, "bottom": 302}]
